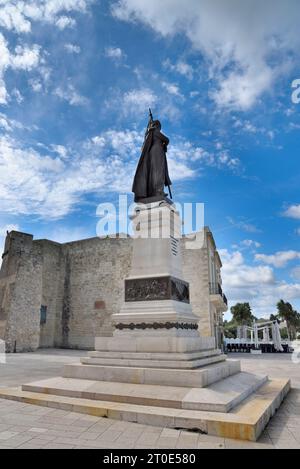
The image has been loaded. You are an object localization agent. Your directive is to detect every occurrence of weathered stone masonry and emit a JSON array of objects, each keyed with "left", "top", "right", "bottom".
[{"left": 0, "top": 229, "right": 226, "bottom": 352}]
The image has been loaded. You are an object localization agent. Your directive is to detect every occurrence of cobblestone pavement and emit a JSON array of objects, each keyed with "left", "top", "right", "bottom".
[{"left": 0, "top": 349, "right": 299, "bottom": 449}]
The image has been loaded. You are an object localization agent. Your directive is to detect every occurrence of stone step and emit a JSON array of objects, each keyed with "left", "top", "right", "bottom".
[
  {"left": 21, "top": 372, "right": 268, "bottom": 413},
  {"left": 0, "top": 378, "right": 290, "bottom": 441},
  {"left": 88, "top": 348, "right": 222, "bottom": 361},
  {"left": 80, "top": 353, "right": 227, "bottom": 369},
  {"left": 62, "top": 359, "right": 241, "bottom": 388}
]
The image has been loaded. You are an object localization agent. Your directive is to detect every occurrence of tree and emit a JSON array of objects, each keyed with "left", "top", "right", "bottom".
[
  {"left": 230, "top": 302, "right": 255, "bottom": 326},
  {"left": 276, "top": 300, "right": 300, "bottom": 340},
  {"left": 223, "top": 320, "right": 238, "bottom": 339}
]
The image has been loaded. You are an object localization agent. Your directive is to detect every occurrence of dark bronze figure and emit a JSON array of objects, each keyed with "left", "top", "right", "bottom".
[{"left": 132, "top": 110, "right": 172, "bottom": 203}]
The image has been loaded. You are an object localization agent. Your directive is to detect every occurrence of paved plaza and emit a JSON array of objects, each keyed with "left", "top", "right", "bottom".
[{"left": 0, "top": 349, "right": 299, "bottom": 449}]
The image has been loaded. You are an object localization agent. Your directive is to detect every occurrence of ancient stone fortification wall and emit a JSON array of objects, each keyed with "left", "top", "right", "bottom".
[{"left": 0, "top": 231, "right": 213, "bottom": 352}]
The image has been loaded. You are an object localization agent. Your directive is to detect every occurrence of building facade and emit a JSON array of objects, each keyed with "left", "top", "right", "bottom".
[{"left": 0, "top": 227, "right": 227, "bottom": 352}]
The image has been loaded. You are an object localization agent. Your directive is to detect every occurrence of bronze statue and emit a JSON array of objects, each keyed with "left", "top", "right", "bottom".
[{"left": 132, "top": 110, "right": 172, "bottom": 203}]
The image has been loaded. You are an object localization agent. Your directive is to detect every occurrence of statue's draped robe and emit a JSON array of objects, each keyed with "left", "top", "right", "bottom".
[{"left": 132, "top": 128, "right": 172, "bottom": 202}]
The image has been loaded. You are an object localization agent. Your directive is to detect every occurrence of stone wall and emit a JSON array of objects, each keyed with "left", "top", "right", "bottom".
[
  {"left": 56, "top": 237, "right": 132, "bottom": 350},
  {"left": 0, "top": 230, "right": 221, "bottom": 352},
  {"left": 181, "top": 239, "right": 213, "bottom": 337}
]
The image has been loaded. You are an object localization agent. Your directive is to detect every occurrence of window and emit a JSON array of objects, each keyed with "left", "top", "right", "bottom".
[{"left": 40, "top": 305, "right": 47, "bottom": 325}]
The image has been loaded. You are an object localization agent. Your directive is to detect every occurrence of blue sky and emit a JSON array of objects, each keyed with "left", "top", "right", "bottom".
[{"left": 0, "top": 0, "right": 300, "bottom": 319}]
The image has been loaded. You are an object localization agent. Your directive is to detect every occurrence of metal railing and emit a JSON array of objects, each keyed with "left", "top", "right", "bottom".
[{"left": 209, "top": 282, "right": 228, "bottom": 305}]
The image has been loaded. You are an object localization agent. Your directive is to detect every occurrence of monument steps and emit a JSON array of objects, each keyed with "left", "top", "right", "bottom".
[
  {"left": 62, "top": 359, "right": 241, "bottom": 388},
  {"left": 20, "top": 371, "right": 268, "bottom": 413},
  {"left": 88, "top": 348, "right": 221, "bottom": 361},
  {"left": 79, "top": 352, "right": 227, "bottom": 369},
  {"left": 0, "top": 378, "right": 290, "bottom": 441}
]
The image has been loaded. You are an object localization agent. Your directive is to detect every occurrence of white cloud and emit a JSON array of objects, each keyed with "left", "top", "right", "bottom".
[
  {"left": 0, "top": 0, "right": 93, "bottom": 33},
  {"left": 11, "top": 44, "right": 40, "bottom": 70},
  {"left": 54, "top": 84, "right": 88, "bottom": 106},
  {"left": 12, "top": 88, "right": 24, "bottom": 103},
  {"left": 0, "top": 113, "right": 13, "bottom": 131},
  {"left": 0, "top": 112, "right": 32, "bottom": 132},
  {"left": 29, "top": 78, "right": 42, "bottom": 92},
  {"left": 0, "top": 33, "right": 40, "bottom": 104},
  {"left": 163, "top": 138, "right": 239, "bottom": 172},
  {"left": 55, "top": 15, "right": 76, "bottom": 29},
  {"left": 220, "top": 248, "right": 300, "bottom": 318},
  {"left": 227, "top": 216, "right": 261, "bottom": 233},
  {"left": 64, "top": 43, "right": 81, "bottom": 54},
  {"left": 122, "top": 88, "right": 157, "bottom": 115},
  {"left": 0, "top": 1, "right": 93, "bottom": 101},
  {"left": 291, "top": 266, "right": 300, "bottom": 281},
  {"left": 255, "top": 251, "right": 300, "bottom": 268},
  {"left": 162, "top": 81, "right": 184, "bottom": 99},
  {"left": 221, "top": 250, "right": 275, "bottom": 287},
  {"left": 211, "top": 65, "right": 273, "bottom": 111},
  {"left": 283, "top": 204, "right": 300, "bottom": 220},
  {"left": 234, "top": 119, "right": 257, "bottom": 134},
  {"left": 241, "top": 239, "right": 261, "bottom": 249},
  {"left": 163, "top": 59, "right": 194, "bottom": 80},
  {"left": 51, "top": 144, "right": 68, "bottom": 159},
  {"left": 105, "top": 46, "right": 125, "bottom": 61},
  {"left": 112, "top": 0, "right": 300, "bottom": 110}
]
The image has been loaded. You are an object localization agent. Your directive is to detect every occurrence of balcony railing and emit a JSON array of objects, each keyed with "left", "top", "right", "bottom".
[{"left": 209, "top": 282, "right": 228, "bottom": 306}]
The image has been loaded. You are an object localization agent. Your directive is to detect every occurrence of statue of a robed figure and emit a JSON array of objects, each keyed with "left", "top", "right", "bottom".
[{"left": 132, "top": 110, "right": 172, "bottom": 203}]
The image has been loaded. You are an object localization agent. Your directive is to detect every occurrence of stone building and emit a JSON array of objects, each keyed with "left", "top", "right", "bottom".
[{"left": 0, "top": 227, "right": 227, "bottom": 352}]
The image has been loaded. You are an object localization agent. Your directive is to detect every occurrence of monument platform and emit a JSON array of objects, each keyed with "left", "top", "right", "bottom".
[
  {"left": 0, "top": 201, "right": 290, "bottom": 441},
  {"left": 0, "top": 376, "right": 290, "bottom": 441}
]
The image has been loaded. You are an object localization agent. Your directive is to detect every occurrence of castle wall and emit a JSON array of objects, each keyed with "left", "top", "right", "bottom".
[{"left": 37, "top": 240, "right": 63, "bottom": 348}]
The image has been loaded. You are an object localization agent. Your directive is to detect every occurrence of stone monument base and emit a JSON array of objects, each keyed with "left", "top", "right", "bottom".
[
  {"left": 0, "top": 354, "right": 290, "bottom": 441},
  {"left": 0, "top": 328, "right": 290, "bottom": 441}
]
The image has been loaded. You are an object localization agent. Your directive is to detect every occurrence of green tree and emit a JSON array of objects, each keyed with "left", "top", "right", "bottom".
[
  {"left": 223, "top": 320, "right": 238, "bottom": 339},
  {"left": 230, "top": 302, "right": 255, "bottom": 326},
  {"left": 276, "top": 300, "right": 300, "bottom": 340}
]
